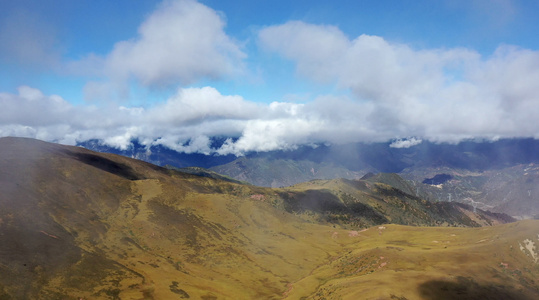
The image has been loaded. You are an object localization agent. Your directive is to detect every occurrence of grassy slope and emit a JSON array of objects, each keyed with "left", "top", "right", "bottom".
[
  {"left": 165, "top": 165, "right": 248, "bottom": 184},
  {"left": 0, "top": 138, "right": 355, "bottom": 299},
  {"left": 0, "top": 137, "right": 536, "bottom": 299},
  {"left": 286, "top": 220, "right": 539, "bottom": 300},
  {"left": 281, "top": 178, "right": 513, "bottom": 229}
]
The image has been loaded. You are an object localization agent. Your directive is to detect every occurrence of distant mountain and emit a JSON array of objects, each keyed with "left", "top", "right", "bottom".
[
  {"left": 80, "top": 138, "right": 539, "bottom": 173},
  {"left": 400, "top": 163, "right": 539, "bottom": 219},
  {"left": 210, "top": 156, "right": 366, "bottom": 188},
  {"left": 78, "top": 138, "right": 238, "bottom": 168},
  {"left": 2, "top": 137, "right": 535, "bottom": 299},
  {"left": 487, "top": 164, "right": 539, "bottom": 217},
  {"left": 78, "top": 137, "right": 539, "bottom": 218}
]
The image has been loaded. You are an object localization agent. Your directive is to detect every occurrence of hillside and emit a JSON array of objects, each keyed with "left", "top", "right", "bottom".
[
  {"left": 280, "top": 176, "right": 513, "bottom": 229},
  {"left": 285, "top": 220, "right": 539, "bottom": 299},
  {"left": 0, "top": 137, "right": 536, "bottom": 299},
  {"left": 210, "top": 156, "right": 364, "bottom": 188},
  {"left": 165, "top": 165, "right": 247, "bottom": 185},
  {"left": 0, "top": 137, "right": 345, "bottom": 299}
]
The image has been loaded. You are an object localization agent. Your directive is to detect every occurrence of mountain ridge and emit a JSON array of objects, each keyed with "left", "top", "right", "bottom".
[{"left": 78, "top": 138, "right": 539, "bottom": 219}]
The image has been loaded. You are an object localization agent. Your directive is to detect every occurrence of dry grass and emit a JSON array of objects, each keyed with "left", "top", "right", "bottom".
[{"left": 0, "top": 138, "right": 537, "bottom": 299}]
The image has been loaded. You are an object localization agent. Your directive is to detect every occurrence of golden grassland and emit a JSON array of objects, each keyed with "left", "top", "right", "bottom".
[
  {"left": 0, "top": 137, "right": 538, "bottom": 299},
  {"left": 285, "top": 220, "right": 539, "bottom": 299},
  {"left": 38, "top": 170, "right": 539, "bottom": 299}
]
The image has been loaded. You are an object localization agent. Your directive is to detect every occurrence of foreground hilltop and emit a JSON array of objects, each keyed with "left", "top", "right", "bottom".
[{"left": 0, "top": 137, "right": 536, "bottom": 299}]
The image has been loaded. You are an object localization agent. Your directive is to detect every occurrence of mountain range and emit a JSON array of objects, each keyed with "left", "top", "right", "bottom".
[
  {"left": 1, "top": 137, "right": 539, "bottom": 299},
  {"left": 81, "top": 138, "right": 539, "bottom": 219}
]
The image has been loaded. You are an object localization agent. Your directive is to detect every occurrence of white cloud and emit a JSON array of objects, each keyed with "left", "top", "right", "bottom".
[
  {"left": 146, "top": 86, "right": 260, "bottom": 125},
  {"left": 75, "top": 0, "right": 245, "bottom": 99},
  {"left": 390, "top": 138, "right": 423, "bottom": 149},
  {"left": 0, "top": 85, "right": 372, "bottom": 155},
  {"left": 258, "top": 21, "right": 539, "bottom": 145},
  {"left": 0, "top": 86, "right": 71, "bottom": 126},
  {"left": 259, "top": 21, "right": 479, "bottom": 103},
  {"left": 259, "top": 21, "right": 349, "bottom": 84},
  {"left": 0, "top": 86, "right": 259, "bottom": 154},
  {"left": 218, "top": 117, "right": 321, "bottom": 155},
  {"left": 2, "top": 78, "right": 539, "bottom": 156}
]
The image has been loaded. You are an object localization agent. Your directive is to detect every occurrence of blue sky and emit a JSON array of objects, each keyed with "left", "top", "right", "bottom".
[{"left": 1, "top": 0, "right": 539, "bottom": 154}]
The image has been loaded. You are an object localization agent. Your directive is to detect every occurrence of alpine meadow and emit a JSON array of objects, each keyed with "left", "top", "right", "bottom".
[{"left": 1, "top": 1, "right": 539, "bottom": 299}]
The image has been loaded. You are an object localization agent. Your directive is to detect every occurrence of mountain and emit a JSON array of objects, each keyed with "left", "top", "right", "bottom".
[
  {"left": 165, "top": 165, "right": 247, "bottom": 185},
  {"left": 1, "top": 137, "right": 536, "bottom": 299},
  {"left": 280, "top": 175, "right": 513, "bottom": 229},
  {"left": 79, "top": 138, "right": 539, "bottom": 174},
  {"left": 80, "top": 137, "right": 539, "bottom": 187},
  {"left": 78, "top": 138, "right": 238, "bottom": 169},
  {"left": 400, "top": 163, "right": 539, "bottom": 219},
  {"left": 210, "top": 156, "right": 365, "bottom": 188},
  {"left": 208, "top": 140, "right": 539, "bottom": 218},
  {"left": 0, "top": 137, "right": 352, "bottom": 298}
]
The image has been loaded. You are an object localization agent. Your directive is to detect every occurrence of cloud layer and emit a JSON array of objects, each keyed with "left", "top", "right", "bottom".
[
  {"left": 259, "top": 21, "right": 539, "bottom": 143},
  {"left": 3, "top": 72, "right": 539, "bottom": 156},
  {"left": 1, "top": 86, "right": 376, "bottom": 155},
  {"left": 2, "top": 2, "right": 539, "bottom": 155}
]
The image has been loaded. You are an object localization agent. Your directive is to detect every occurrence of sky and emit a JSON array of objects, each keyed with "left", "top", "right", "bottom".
[{"left": 1, "top": 0, "right": 539, "bottom": 155}]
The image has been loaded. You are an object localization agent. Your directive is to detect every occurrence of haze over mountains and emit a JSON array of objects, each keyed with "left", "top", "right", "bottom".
[{"left": 1, "top": 137, "right": 538, "bottom": 299}]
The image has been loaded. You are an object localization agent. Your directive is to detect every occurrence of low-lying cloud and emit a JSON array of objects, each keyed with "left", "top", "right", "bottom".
[
  {"left": 2, "top": 79, "right": 539, "bottom": 156},
  {"left": 390, "top": 138, "right": 423, "bottom": 149}
]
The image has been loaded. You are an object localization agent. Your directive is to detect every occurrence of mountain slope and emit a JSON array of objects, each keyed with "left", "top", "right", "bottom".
[
  {"left": 0, "top": 137, "right": 351, "bottom": 299},
  {"left": 0, "top": 137, "right": 534, "bottom": 299},
  {"left": 401, "top": 164, "right": 539, "bottom": 218},
  {"left": 80, "top": 138, "right": 539, "bottom": 218},
  {"left": 165, "top": 165, "right": 247, "bottom": 184},
  {"left": 210, "top": 156, "right": 364, "bottom": 187},
  {"left": 285, "top": 220, "right": 539, "bottom": 299},
  {"left": 280, "top": 176, "right": 513, "bottom": 229}
]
